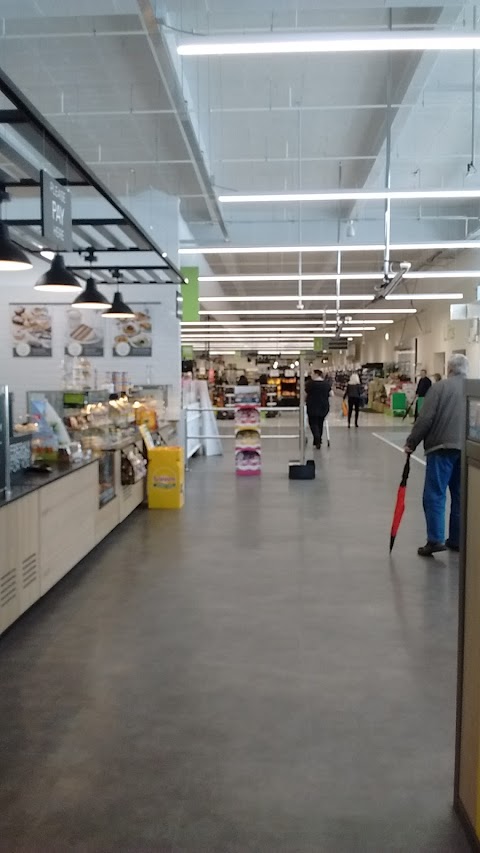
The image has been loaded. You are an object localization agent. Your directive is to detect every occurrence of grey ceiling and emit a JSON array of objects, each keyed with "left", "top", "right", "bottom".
[{"left": 0, "top": 1, "right": 479, "bottom": 331}]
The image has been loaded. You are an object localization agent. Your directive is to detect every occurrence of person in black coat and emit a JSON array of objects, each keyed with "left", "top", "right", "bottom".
[
  {"left": 414, "top": 369, "right": 432, "bottom": 420},
  {"left": 343, "top": 372, "right": 362, "bottom": 428},
  {"left": 306, "top": 370, "right": 330, "bottom": 449}
]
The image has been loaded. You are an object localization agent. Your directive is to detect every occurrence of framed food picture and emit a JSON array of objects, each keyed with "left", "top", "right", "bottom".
[
  {"left": 113, "top": 307, "right": 152, "bottom": 357},
  {"left": 65, "top": 307, "right": 104, "bottom": 357},
  {"left": 11, "top": 304, "right": 52, "bottom": 357}
]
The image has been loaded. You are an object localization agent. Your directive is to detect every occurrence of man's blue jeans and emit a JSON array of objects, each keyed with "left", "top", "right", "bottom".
[{"left": 423, "top": 450, "right": 461, "bottom": 546}]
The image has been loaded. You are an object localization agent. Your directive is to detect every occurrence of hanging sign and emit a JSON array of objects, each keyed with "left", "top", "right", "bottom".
[
  {"left": 180, "top": 267, "right": 199, "bottom": 321},
  {"left": 41, "top": 170, "right": 72, "bottom": 251},
  {"left": 314, "top": 337, "right": 323, "bottom": 352}
]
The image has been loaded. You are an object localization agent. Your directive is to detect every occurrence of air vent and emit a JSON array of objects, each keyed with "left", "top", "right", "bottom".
[
  {"left": 22, "top": 553, "right": 37, "bottom": 590},
  {"left": 123, "top": 485, "right": 133, "bottom": 500},
  {"left": 1, "top": 567, "right": 16, "bottom": 608}
]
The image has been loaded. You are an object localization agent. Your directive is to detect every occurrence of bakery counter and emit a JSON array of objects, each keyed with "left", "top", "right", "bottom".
[
  {"left": 0, "top": 457, "right": 97, "bottom": 510},
  {"left": 0, "top": 450, "right": 145, "bottom": 637}
]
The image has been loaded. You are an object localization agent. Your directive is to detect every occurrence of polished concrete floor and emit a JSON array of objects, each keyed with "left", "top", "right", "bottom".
[{"left": 0, "top": 420, "right": 470, "bottom": 852}]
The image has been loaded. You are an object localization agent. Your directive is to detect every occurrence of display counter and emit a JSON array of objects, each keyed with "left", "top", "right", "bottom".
[{"left": 0, "top": 449, "right": 145, "bottom": 637}]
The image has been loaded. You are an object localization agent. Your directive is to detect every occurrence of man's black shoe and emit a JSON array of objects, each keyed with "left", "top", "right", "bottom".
[{"left": 418, "top": 542, "right": 447, "bottom": 557}]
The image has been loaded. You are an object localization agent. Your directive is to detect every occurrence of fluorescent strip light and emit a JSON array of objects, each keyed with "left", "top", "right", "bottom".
[
  {"left": 199, "top": 273, "right": 383, "bottom": 282},
  {"left": 386, "top": 292, "right": 462, "bottom": 300},
  {"left": 182, "top": 329, "right": 362, "bottom": 343},
  {"left": 199, "top": 308, "right": 416, "bottom": 315},
  {"left": 179, "top": 241, "right": 480, "bottom": 255},
  {"left": 178, "top": 31, "right": 480, "bottom": 57},
  {"left": 209, "top": 351, "right": 236, "bottom": 355},
  {"left": 218, "top": 189, "right": 480, "bottom": 204},
  {"left": 200, "top": 294, "right": 374, "bottom": 302},
  {"left": 199, "top": 293, "right": 462, "bottom": 303},
  {"left": 182, "top": 319, "right": 394, "bottom": 325},
  {"left": 404, "top": 271, "right": 480, "bottom": 279},
  {"left": 182, "top": 327, "right": 374, "bottom": 334},
  {"left": 258, "top": 351, "right": 301, "bottom": 355}
]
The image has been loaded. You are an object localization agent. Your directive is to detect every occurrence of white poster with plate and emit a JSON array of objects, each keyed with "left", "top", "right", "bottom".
[
  {"left": 11, "top": 304, "right": 52, "bottom": 357},
  {"left": 113, "top": 307, "right": 152, "bottom": 357},
  {"left": 65, "top": 307, "right": 104, "bottom": 356}
]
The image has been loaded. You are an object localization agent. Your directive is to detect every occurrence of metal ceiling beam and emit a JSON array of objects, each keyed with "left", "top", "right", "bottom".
[
  {"left": 137, "top": 0, "right": 228, "bottom": 240},
  {"left": 0, "top": 66, "right": 185, "bottom": 283}
]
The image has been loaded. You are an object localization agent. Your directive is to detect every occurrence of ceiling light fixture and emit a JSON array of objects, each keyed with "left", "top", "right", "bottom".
[
  {"left": 34, "top": 253, "right": 81, "bottom": 293},
  {"left": 102, "top": 290, "right": 135, "bottom": 319},
  {"left": 218, "top": 189, "right": 480, "bottom": 204},
  {"left": 72, "top": 277, "right": 111, "bottom": 310},
  {"left": 198, "top": 273, "right": 383, "bottom": 282},
  {"left": 40, "top": 249, "right": 55, "bottom": 261},
  {"left": 102, "top": 270, "right": 135, "bottom": 319},
  {"left": 182, "top": 319, "right": 393, "bottom": 325},
  {"left": 177, "top": 31, "right": 480, "bottom": 57},
  {"left": 199, "top": 293, "right": 462, "bottom": 303},
  {"left": 0, "top": 222, "right": 32, "bottom": 271},
  {"left": 198, "top": 308, "right": 416, "bottom": 316},
  {"left": 180, "top": 241, "right": 480, "bottom": 255}
]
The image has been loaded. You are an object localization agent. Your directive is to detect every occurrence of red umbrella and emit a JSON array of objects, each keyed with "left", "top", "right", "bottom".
[{"left": 390, "top": 456, "right": 411, "bottom": 552}]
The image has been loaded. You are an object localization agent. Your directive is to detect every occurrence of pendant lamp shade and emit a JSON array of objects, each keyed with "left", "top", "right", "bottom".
[
  {"left": 35, "top": 254, "right": 81, "bottom": 292},
  {"left": 0, "top": 223, "right": 32, "bottom": 270},
  {"left": 102, "top": 290, "right": 135, "bottom": 319},
  {"left": 72, "top": 277, "right": 111, "bottom": 310}
]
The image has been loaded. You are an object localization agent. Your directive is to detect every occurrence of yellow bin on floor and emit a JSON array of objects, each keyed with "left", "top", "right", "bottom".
[{"left": 147, "top": 446, "right": 184, "bottom": 509}]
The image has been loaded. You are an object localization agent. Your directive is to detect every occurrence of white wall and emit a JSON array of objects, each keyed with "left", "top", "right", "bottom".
[{"left": 361, "top": 248, "right": 480, "bottom": 378}]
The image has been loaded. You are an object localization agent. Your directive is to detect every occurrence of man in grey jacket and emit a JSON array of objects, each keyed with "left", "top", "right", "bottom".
[{"left": 404, "top": 353, "right": 468, "bottom": 557}]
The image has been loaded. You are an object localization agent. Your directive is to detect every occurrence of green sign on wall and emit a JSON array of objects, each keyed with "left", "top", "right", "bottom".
[
  {"left": 182, "top": 345, "right": 194, "bottom": 359},
  {"left": 314, "top": 337, "right": 323, "bottom": 352},
  {"left": 180, "top": 266, "right": 199, "bottom": 322}
]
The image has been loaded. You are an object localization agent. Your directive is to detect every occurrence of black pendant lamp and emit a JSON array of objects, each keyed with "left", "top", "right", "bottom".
[
  {"left": 102, "top": 289, "right": 135, "bottom": 319},
  {"left": 0, "top": 222, "right": 32, "bottom": 271},
  {"left": 72, "top": 277, "right": 111, "bottom": 310},
  {"left": 34, "top": 253, "right": 81, "bottom": 293}
]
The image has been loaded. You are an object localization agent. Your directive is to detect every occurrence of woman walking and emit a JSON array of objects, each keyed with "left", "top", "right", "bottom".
[{"left": 344, "top": 372, "right": 362, "bottom": 428}]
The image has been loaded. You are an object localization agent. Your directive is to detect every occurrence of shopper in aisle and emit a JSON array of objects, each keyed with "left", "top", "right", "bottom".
[
  {"left": 237, "top": 374, "right": 249, "bottom": 386},
  {"left": 343, "top": 372, "right": 362, "bottom": 428},
  {"left": 434, "top": 372, "right": 442, "bottom": 382},
  {"left": 414, "top": 369, "right": 432, "bottom": 420},
  {"left": 306, "top": 369, "right": 330, "bottom": 449},
  {"left": 404, "top": 353, "right": 468, "bottom": 557}
]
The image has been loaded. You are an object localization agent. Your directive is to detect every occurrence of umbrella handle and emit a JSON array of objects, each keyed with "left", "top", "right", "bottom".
[{"left": 402, "top": 456, "right": 410, "bottom": 484}]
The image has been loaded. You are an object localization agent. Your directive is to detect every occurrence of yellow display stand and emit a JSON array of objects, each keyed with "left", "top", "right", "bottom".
[{"left": 147, "top": 446, "right": 184, "bottom": 509}]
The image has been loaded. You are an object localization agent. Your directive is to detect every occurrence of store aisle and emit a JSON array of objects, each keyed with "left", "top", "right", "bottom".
[{"left": 0, "top": 429, "right": 469, "bottom": 852}]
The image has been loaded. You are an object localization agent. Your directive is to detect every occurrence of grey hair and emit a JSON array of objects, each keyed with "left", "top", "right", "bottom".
[{"left": 447, "top": 353, "right": 469, "bottom": 376}]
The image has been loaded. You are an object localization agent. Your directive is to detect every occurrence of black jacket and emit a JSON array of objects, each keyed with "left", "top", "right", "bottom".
[
  {"left": 416, "top": 376, "right": 432, "bottom": 398},
  {"left": 306, "top": 378, "right": 330, "bottom": 416},
  {"left": 344, "top": 383, "right": 362, "bottom": 400}
]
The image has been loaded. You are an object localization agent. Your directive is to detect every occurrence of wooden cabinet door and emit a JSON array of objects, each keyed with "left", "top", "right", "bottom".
[{"left": 40, "top": 465, "right": 97, "bottom": 595}]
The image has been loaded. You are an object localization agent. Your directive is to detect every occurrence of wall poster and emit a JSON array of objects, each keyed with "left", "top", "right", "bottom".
[
  {"left": 113, "top": 307, "right": 152, "bottom": 357},
  {"left": 10, "top": 304, "right": 53, "bottom": 357},
  {"left": 65, "top": 306, "right": 105, "bottom": 357}
]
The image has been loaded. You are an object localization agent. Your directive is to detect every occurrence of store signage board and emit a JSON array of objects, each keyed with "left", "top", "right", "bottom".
[
  {"left": 176, "top": 291, "right": 183, "bottom": 320},
  {"left": 314, "top": 337, "right": 323, "bottom": 352},
  {"left": 180, "top": 267, "right": 199, "bottom": 322},
  {"left": 40, "top": 171, "right": 72, "bottom": 251},
  {"left": 182, "top": 345, "right": 194, "bottom": 359}
]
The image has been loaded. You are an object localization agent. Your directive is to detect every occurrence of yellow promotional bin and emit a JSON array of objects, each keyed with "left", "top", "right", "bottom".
[{"left": 147, "top": 446, "right": 185, "bottom": 509}]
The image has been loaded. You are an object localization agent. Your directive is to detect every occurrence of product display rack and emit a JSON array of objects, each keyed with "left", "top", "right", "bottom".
[{"left": 234, "top": 386, "right": 261, "bottom": 476}]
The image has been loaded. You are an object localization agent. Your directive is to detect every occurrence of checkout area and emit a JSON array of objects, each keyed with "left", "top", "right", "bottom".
[{"left": 0, "top": 385, "right": 181, "bottom": 637}]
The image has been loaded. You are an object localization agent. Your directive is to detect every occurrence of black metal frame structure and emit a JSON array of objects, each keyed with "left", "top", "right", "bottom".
[{"left": 0, "top": 67, "right": 185, "bottom": 286}]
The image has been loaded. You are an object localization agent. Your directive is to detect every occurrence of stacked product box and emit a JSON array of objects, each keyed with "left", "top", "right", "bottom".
[{"left": 234, "top": 386, "right": 261, "bottom": 476}]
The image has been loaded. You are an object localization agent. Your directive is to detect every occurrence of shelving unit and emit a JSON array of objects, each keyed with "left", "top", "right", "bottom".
[{"left": 234, "top": 386, "right": 261, "bottom": 476}]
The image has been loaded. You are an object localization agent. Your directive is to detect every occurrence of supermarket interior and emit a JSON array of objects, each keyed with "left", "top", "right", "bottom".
[{"left": 3, "top": 2, "right": 480, "bottom": 851}]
